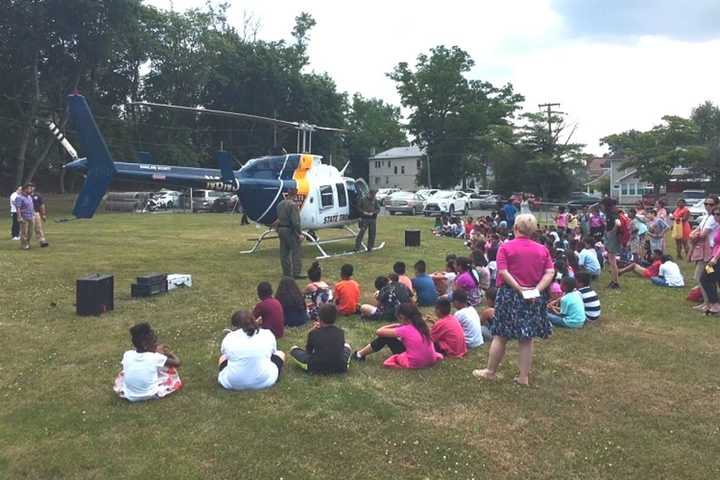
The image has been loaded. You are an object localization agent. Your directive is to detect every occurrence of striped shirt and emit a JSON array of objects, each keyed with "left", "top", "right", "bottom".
[{"left": 579, "top": 287, "right": 601, "bottom": 320}]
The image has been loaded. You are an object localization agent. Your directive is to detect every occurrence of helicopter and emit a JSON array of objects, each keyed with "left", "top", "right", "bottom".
[{"left": 58, "top": 93, "right": 384, "bottom": 259}]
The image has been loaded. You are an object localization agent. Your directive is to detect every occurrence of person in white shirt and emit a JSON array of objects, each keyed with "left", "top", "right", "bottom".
[
  {"left": 651, "top": 255, "right": 685, "bottom": 288},
  {"left": 9, "top": 185, "right": 20, "bottom": 240},
  {"left": 114, "top": 323, "right": 182, "bottom": 402},
  {"left": 451, "top": 289, "right": 484, "bottom": 348},
  {"left": 577, "top": 237, "right": 602, "bottom": 277},
  {"left": 218, "top": 310, "right": 285, "bottom": 391}
]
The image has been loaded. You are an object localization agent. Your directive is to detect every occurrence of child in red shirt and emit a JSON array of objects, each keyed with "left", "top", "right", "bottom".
[
  {"left": 253, "top": 281, "right": 284, "bottom": 339},
  {"left": 334, "top": 264, "right": 360, "bottom": 315},
  {"left": 430, "top": 298, "right": 467, "bottom": 358}
]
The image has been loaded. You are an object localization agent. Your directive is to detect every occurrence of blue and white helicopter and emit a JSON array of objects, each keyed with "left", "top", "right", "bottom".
[{"left": 56, "top": 94, "right": 384, "bottom": 258}]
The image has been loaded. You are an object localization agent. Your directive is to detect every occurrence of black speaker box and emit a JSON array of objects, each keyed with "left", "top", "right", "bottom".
[
  {"left": 405, "top": 229, "right": 421, "bottom": 247},
  {"left": 76, "top": 274, "right": 114, "bottom": 316},
  {"left": 136, "top": 273, "right": 167, "bottom": 286},
  {"left": 131, "top": 281, "right": 167, "bottom": 298}
]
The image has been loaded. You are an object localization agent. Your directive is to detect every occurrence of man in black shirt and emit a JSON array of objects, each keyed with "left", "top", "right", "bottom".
[{"left": 290, "top": 304, "right": 351, "bottom": 374}]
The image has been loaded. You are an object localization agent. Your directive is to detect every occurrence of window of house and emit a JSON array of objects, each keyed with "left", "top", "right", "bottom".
[
  {"left": 319, "top": 185, "right": 334, "bottom": 208},
  {"left": 387, "top": 161, "right": 391, "bottom": 169},
  {"left": 375, "top": 176, "right": 380, "bottom": 185},
  {"left": 336, "top": 183, "right": 347, "bottom": 207},
  {"left": 401, "top": 166, "right": 405, "bottom": 174},
  {"left": 417, "top": 159, "right": 421, "bottom": 169},
  {"left": 621, "top": 184, "right": 628, "bottom": 195},
  {"left": 385, "top": 176, "right": 389, "bottom": 185},
  {"left": 394, "top": 166, "right": 398, "bottom": 174}
]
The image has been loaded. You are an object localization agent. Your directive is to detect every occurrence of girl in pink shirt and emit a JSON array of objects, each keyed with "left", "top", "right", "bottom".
[{"left": 353, "top": 303, "right": 442, "bottom": 369}]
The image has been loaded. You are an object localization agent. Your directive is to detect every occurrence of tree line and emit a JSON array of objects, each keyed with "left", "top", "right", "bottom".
[{"left": 3, "top": 1, "right": 714, "bottom": 198}]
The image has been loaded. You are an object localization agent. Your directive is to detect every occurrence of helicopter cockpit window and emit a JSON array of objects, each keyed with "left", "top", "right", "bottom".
[
  {"left": 319, "top": 185, "right": 334, "bottom": 208},
  {"left": 336, "top": 183, "right": 347, "bottom": 207}
]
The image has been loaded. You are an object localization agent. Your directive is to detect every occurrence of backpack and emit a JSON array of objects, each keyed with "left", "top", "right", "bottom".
[{"left": 618, "top": 212, "right": 632, "bottom": 247}]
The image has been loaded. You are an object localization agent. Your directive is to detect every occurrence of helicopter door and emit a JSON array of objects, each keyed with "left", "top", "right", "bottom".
[{"left": 345, "top": 178, "right": 368, "bottom": 219}]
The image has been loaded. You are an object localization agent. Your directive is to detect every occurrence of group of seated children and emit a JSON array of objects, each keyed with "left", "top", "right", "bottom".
[{"left": 114, "top": 233, "right": 609, "bottom": 402}]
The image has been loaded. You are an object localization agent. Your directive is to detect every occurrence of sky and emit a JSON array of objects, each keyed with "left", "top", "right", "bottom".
[{"left": 146, "top": 0, "right": 720, "bottom": 154}]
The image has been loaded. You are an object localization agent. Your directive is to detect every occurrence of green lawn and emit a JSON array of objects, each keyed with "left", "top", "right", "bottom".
[{"left": 1, "top": 199, "right": 719, "bottom": 479}]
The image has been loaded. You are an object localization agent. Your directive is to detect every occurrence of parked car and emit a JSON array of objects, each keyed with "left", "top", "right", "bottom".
[
  {"left": 156, "top": 190, "right": 183, "bottom": 209},
  {"left": 192, "top": 189, "right": 235, "bottom": 212},
  {"left": 416, "top": 189, "right": 439, "bottom": 199},
  {"left": 423, "top": 190, "right": 468, "bottom": 216},
  {"left": 477, "top": 194, "right": 503, "bottom": 209},
  {"left": 682, "top": 189, "right": 707, "bottom": 205},
  {"left": 688, "top": 199, "right": 708, "bottom": 226},
  {"left": 465, "top": 193, "right": 488, "bottom": 210},
  {"left": 566, "top": 191, "right": 600, "bottom": 208},
  {"left": 385, "top": 191, "right": 426, "bottom": 215},
  {"left": 475, "top": 189, "right": 493, "bottom": 198},
  {"left": 375, "top": 188, "right": 400, "bottom": 206}
]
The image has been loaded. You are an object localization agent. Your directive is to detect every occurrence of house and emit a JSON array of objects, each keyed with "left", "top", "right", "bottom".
[
  {"left": 608, "top": 156, "right": 652, "bottom": 205},
  {"left": 584, "top": 156, "right": 611, "bottom": 196},
  {"left": 368, "top": 146, "right": 425, "bottom": 191}
]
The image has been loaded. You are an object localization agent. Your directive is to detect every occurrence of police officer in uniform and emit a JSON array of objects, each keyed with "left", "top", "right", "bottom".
[
  {"left": 276, "top": 188, "right": 304, "bottom": 278},
  {"left": 355, "top": 189, "right": 380, "bottom": 251}
]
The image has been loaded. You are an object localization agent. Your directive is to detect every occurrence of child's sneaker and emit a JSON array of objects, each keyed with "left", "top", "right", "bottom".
[{"left": 352, "top": 351, "right": 365, "bottom": 362}]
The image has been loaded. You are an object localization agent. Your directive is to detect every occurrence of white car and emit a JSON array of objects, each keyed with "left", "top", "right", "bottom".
[
  {"left": 423, "top": 190, "right": 468, "bottom": 216},
  {"left": 687, "top": 199, "right": 708, "bottom": 226},
  {"left": 155, "top": 190, "right": 182, "bottom": 209},
  {"left": 375, "top": 188, "right": 400, "bottom": 206}
]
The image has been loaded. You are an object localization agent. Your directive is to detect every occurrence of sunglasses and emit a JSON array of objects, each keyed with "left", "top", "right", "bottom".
[
  {"left": 705, "top": 202, "right": 716, "bottom": 206},
  {"left": 714, "top": 212, "right": 720, "bottom": 216}
]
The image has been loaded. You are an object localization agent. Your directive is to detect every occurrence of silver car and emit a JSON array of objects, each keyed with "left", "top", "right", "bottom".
[{"left": 385, "top": 191, "right": 426, "bottom": 215}]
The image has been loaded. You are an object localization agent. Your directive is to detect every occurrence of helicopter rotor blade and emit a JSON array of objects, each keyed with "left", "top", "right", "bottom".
[{"left": 128, "top": 102, "right": 301, "bottom": 129}]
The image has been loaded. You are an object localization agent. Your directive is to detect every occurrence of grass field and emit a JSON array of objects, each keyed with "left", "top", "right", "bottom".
[{"left": 1, "top": 198, "right": 719, "bottom": 479}]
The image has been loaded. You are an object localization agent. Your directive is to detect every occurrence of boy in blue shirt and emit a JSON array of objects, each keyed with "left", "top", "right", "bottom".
[
  {"left": 578, "top": 237, "right": 601, "bottom": 278},
  {"left": 412, "top": 260, "right": 438, "bottom": 306},
  {"left": 547, "top": 276, "right": 586, "bottom": 328}
]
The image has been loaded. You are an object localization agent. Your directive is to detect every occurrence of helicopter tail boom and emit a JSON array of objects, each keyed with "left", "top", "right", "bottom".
[{"left": 68, "top": 94, "right": 117, "bottom": 218}]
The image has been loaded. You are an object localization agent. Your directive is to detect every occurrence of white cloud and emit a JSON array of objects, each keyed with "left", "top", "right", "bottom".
[{"left": 146, "top": 0, "right": 720, "bottom": 153}]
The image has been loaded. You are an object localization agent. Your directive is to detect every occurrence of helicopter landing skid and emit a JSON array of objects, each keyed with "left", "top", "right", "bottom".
[{"left": 240, "top": 225, "right": 385, "bottom": 259}]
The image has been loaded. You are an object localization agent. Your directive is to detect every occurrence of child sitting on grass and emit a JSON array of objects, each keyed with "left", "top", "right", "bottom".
[
  {"left": 113, "top": 322, "right": 182, "bottom": 402},
  {"left": 304, "top": 261, "right": 333, "bottom": 320},
  {"left": 577, "top": 237, "right": 602, "bottom": 278},
  {"left": 651, "top": 255, "right": 685, "bottom": 288},
  {"left": 451, "top": 289, "right": 484, "bottom": 348},
  {"left": 412, "top": 259, "right": 438, "bottom": 306},
  {"left": 429, "top": 297, "right": 467, "bottom": 358},
  {"left": 618, "top": 249, "right": 663, "bottom": 280},
  {"left": 360, "top": 275, "right": 411, "bottom": 321},
  {"left": 275, "top": 277, "right": 309, "bottom": 327},
  {"left": 547, "top": 276, "right": 586, "bottom": 329},
  {"left": 393, "top": 261, "right": 414, "bottom": 292},
  {"left": 431, "top": 255, "right": 457, "bottom": 295},
  {"left": 334, "top": 263, "right": 361, "bottom": 316},
  {"left": 253, "top": 281, "right": 285, "bottom": 339},
  {"left": 575, "top": 271, "right": 601, "bottom": 322},
  {"left": 353, "top": 303, "right": 443, "bottom": 369},
  {"left": 218, "top": 311, "right": 285, "bottom": 391},
  {"left": 290, "top": 304, "right": 352, "bottom": 374},
  {"left": 479, "top": 287, "right": 496, "bottom": 342}
]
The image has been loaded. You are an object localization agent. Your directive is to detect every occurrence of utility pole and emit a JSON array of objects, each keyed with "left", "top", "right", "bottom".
[
  {"left": 426, "top": 152, "right": 432, "bottom": 188},
  {"left": 538, "top": 102, "right": 564, "bottom": 153}
]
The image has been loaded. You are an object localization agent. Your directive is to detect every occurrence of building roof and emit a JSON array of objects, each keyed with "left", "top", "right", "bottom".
[
  {"left": 587, "top": 156, "right": 609, "bottom": 173},
  {"left": 369, "top": 146, "right": 424, "bottom": 160}
]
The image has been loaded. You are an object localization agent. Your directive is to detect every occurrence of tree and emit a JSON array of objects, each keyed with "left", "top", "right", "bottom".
[
  {"left": 344, "top": 94, "right": 406, "bottom": 180},
  {"left": 515, "top": 112, "right": 585, "bottom": 200},
  {"left": 0, "top": 0, "right": 153, "bottom": 185},
  {"left": 689, "top": 101, "right": 720, "bottom": 184},
  {"left": 602, "top": 116, "right": 697, "bottom": 198},
  {"left": 388, "top": 45, "right": 523, "bottom": 188}
]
